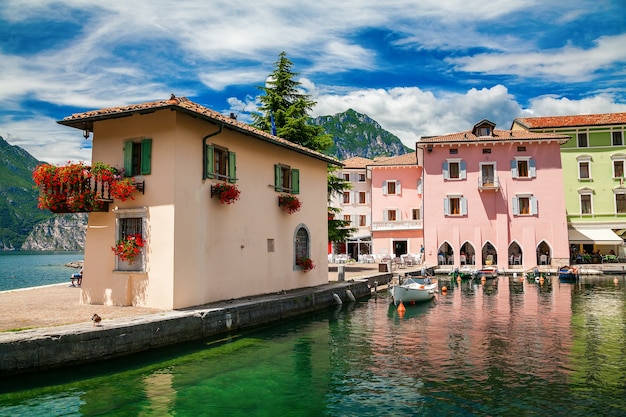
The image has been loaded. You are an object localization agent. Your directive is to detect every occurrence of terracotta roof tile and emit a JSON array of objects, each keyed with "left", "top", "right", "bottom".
[
  {"left": 342, "top": 156, "right": 374, "bottom": 168},
  {"left": 514, "top": 112, "right": 626, "bottom": 129},
  {"left": 368, "top": 152, "right": 417, "bottom": 166},
  {"left": 417, "top": 129, "right": 569, "bottom": 145},
  {"left": 57, "top": 96, "right": 340, "bottom": 165}
]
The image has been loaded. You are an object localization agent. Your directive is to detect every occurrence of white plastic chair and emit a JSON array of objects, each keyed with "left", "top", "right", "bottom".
[{"left": 540, "top": 254, "right": 548, "bottom": 265}]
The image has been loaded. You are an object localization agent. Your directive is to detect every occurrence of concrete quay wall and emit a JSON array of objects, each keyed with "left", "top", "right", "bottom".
[{"left": 0, "top": 279, "right": 381, "bottom": 376}]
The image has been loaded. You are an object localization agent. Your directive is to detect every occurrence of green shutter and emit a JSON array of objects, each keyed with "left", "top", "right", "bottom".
[
  {"left": 123, "top": 141, "right": 133, "bottom": 176},
  {"left": 205, "top": 145, "right": 214, "bottom": 179},
  {"left": 140, "top": 139, "right": 152, "bottom": 175},
  {"left": 291, "top": 169, "right": 300, "bottom": 194},
  {"left": 228, "top": 152, "right": 237, "bottom": 183},
  {"left": 274, "top": 164, "right": 282, "bottom": 191}
]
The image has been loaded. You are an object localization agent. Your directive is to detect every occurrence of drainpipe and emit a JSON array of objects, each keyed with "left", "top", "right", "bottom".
[{"left": 202, "top": 123, "right": 224, "bottom": 180}]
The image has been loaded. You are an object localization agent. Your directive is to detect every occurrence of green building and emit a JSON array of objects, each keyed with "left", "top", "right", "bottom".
[{"left": 512, "top": 113, "right": 626, "bottom": 262}]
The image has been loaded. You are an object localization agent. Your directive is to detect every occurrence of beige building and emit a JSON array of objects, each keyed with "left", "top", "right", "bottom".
[{"left": 58, "top": 96, "right": 339, "bottom": 309}]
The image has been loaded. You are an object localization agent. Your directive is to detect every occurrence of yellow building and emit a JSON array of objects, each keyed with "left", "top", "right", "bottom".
[{"left": 58, "top": 96, "right": 339, "bottom": 309}]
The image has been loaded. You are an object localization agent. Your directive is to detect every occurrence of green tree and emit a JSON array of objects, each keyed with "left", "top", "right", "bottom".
[
  {"left": 253, "top": 52, "right": 354, "bottom": 243},
  {"left": 252, "top": 52, "right": 332, "bottom": 153}
]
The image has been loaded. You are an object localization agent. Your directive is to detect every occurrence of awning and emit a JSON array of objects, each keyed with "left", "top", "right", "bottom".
[{"left": 568, "top": 227, "right": 624, "bottom": 245}]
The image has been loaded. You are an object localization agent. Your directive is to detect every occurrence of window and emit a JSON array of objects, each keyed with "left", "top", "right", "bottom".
[
  {"left": 343, "top": 214, "right": 351, "bottom": 225},
  {"left": 577, "top": 133, "right": 588, "bottom": 147},
  {"left": 115, "top": 209, "right": 146, "bottom": 272},
  {"left": 358, "top": 173, "right": 366, "bottom": 182},
  {"left": 385, "top": 209, "right": 398, "bottom": 221},
  {"left": 578, "top": 161, "right": 590, "bottom": 180},
  {"left": 123, "top": 139, "right": 152, "bottom": 176},
  {"left": 511, "top": 157, "right": 536, "bottom": 178},
  {"left": 580, "top": 194, "right": 592, "bottom": 215},
  {"left": 512, "top": 195, "right": 538, "bottom": 216},
  {"left": 383, "top": 180, "right": 401, "bottom": 195},
  {"left": 478, "top": 126, "right": 491, "bottom": 136},
  {"left": 358, "top": 215, "right": 366, "bottom": 227},
  {"left": 342, "top": 191, "right": 351, "bottom": 204},
  {"left": 294, "top": 226, "right": 310, "bottom": 269},
  {"left": 274, "top": 164, "right": 299, "bottom": 193},
  {"left": 449, "top": 148, "right": 458, "bottom": 154},
  {"left": 517, "top": 146, "right": 526, "bottom": 152},
  {"left": 613, "top": 131, "right": 623, "bottom": 146},
  {"left": 412, "top": 208, "right": 421, "bottom": 220},
  {"left": 617, "top": 193, "right": 626, "bottom": 214},
  {"left": 612, "top": 154, "right": 626, "bottom": 178},
  {"left": 443, "top": 160, "right": 466, "bottom": 180},
  {"left": 482, "top": 148, "right": 491, "bottom": 154},
  {"left": 444, "top": 196, "right": 467, "bottom": 216},
  {"left": 358, "top": 191, "right": 366, "bottom": 204},
  {"left": 343, "top": 173, "right": 350, "bottom": 181},
  {"left": 206, "top": 144, "right": 237, "bottom": 182}
]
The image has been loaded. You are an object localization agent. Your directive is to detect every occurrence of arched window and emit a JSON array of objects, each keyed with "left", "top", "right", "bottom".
[{"left": 294, "top": 225, "right": 310, "bottom": 269}]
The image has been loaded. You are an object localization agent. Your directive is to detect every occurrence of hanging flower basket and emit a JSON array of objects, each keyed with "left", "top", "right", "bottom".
[
  {"left": 211, "top": 183, "right": 240, "bottom": 204},
  {"left": 278, "top": 194, "right": 302, "bottom": 214},
  {"left": 111, "top": 234, "right": 144, "bottom": 263},
  {"left": 296, "top": 257, "right": 315, "bottom": 272},
  {"left": 109, "top": 178, "right": 137, "bottom": 202}
]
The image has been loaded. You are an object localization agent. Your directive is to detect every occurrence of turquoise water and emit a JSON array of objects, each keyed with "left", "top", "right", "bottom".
[
  {"left": 0, "top": 252, "right": 83, "bottom": 291},
  {"left": 1, "top": 274, "right": 626, "bottom": 416}
]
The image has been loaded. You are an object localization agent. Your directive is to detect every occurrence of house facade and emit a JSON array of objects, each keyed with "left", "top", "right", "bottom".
[
  {"left": 368, "top": 152, "right": 423, "bottom": 261},
  {"left": 416, "top": 120, "right": 570, "bottom": 270},
  {"left": 329, "top": 156, "right": 374, "bottom": 261},
  {"left": 57, "top": 96, "right": 339, "bottom": 309},
  {"left": 512, "top": 113, "right": 626, "bottom": 260}
]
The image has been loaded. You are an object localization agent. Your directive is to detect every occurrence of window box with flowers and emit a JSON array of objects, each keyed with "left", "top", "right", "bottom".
[
  {"left": 211, "top": 183, "right": 240, "bottom": 204},
  {"left": 296, "top": 257, "right": 315, "bottom": 272},
  {"left": 278, "top": 194, "right": 302, "bottom": 214},
  {"left": 111, "top": 233, "right": 145, "bottom": 264},
  {"left": 33, "top": 161, "right": 142, "bottom": 213}
]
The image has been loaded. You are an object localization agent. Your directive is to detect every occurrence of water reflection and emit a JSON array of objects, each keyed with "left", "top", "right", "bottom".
[{"left": 2, "top": 276, "right": 626, "bottom": 416}]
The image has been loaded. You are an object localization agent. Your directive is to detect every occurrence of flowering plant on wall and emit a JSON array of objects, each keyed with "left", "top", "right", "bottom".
[
  {"left": 296, "top": 257, "right": 315, "bottom": 272},
  {"left": 278, "top": 194, "right": 302, "bottom": 214},
  {"left": 211, "top": 183, "right": 240, "bottom": 204},
  {"left": 111, "top": 234, "right": 144, "bottom": 263},
  {"left": 109, "top": 178, "right": 137, "bottom": 202}
]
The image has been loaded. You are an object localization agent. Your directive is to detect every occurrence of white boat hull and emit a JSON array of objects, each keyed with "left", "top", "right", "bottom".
[{"left": 390, "top": 278, "right": 437, "bottom": 305}]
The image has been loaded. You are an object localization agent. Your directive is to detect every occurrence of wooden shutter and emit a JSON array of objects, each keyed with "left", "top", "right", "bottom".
[
  {"left": 511, "top": 159, "right": 517, "bottom": 178},
  {"left": 396, "top": 181, "right": 402, "bottom": 195},
  {"left": 529, "top": 159, "right": 536, "bottom": 178},
  {"left": 140, "top": 139, "right": 152, "bottom": 175},
  {"left": 461, "top": 198, "right": 467, "bottom": 215},
  {"left": 443, "top": 198, "right": 450, "bottom": 215},
  {"left": 228, "top": 152, "right": 237, "bottom": 183},
  {"left": 123, "top": 141, "right": 133, "bottom": 176},
  {"left": 382, "top": 181, "right": 388, "bottom": 195},
  {"left": 442, "top": 162, "right": 449, "bottom": 179},
  {"left": 512, "top": 197, "right": 519, "bottom": 215},
  {"left": 274, "top": 164, "right": 282, "bottom": 191},
  {"left": 460, "top": 161, "right": 467, "bottom": 179},
  {"left": 530, "top": 196, "right": 538, "bottom": 214},
  {"left": 291, "top": 169, "right": 300, "bottom": 194},
  {"left": 205, "top": 145, "right": 215, "bottom": 179}
]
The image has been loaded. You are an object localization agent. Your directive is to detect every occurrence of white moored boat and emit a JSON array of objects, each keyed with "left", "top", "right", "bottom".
[{"left": 390, "top": 276, "right": 437, "bottom": 305}]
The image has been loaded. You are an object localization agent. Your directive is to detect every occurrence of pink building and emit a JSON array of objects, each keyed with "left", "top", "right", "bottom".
[
  {"left": 416, "top": 120, "right": 570, "bottom": 270},
  {"left": 369, "top": 152, "right": 424, "bottom": 262}
]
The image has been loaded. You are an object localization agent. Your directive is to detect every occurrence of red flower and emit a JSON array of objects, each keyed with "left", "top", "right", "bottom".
[
  {"left": 211, "top": 183, "right": 240, "bottom": 204},
  {"left": 296, "top": 257, "right": 315, "bottom": 272},
  {"left": 278, "top": 194, "right": 302, "bottom": 214},
  {"left": 111, "top": 234, "right": 145, "bottom": 263}
]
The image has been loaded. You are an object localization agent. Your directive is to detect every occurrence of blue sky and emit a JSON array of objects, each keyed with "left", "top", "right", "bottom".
[{"left": 1, "top": 0, "right": 626, "bottom": 164}]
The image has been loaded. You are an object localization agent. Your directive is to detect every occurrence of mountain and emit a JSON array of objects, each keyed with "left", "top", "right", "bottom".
[
  {"left": 312, "top": 109, "right": 413, "bottom": 160},
  {"left": 0, "top": 136, "right": 86, "bottom": 250}
]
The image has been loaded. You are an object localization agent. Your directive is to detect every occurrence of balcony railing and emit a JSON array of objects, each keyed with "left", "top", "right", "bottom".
[
  {"left": 478, "top": 176, "right": 500, "bottom": 191},
  {"left": 371, "top": 220, "right": 423, "bottom": 231},
  {"left": 43, "top": 176, "right": 114, "bottom": 213}
]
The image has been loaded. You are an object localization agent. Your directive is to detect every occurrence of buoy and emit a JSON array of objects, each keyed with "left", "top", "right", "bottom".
[
  {"left": 614, "top": 277, "right": 619, "bottom": 285},
  {"left": 441, "top": 286, "right": 447, "bottom": 293},
  {"left": 397, "top": 301, "right": 406, "bottom": 313},
  {"left": 346, "top": 289, "right": 356, "bottom": 302},
  {"left": 332, "top": 293, "right": 342, "bottom": 305},
  {"left": 539, "top": 277, "right": 544, "bottom": 285}
]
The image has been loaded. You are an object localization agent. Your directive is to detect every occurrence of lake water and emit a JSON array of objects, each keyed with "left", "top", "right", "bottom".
[
  {"left": 1, "top": 273, "right": 626, "bottom": 416},
  {"left": 0, "top": 252, "right": 84, "bottom": 291}
]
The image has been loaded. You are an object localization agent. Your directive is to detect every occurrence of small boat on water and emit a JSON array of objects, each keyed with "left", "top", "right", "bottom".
[
  {"left": 390, "top": 276, "right": 437, "bottom": 305},
  {"left": 476, "top": 266, "right": 498, "bottom": 279},
  {"left": 453, "top": 267, "right": 477, "bottom": 279},
  {"left": 558, "top": 266, "right": 579, "bottom": 281}
]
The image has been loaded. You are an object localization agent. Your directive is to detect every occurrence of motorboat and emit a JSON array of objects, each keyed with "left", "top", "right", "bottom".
[
  {"left": 452, "top": 267, "right": 477, "bottom": 279},
  {"left": 476, "top": 266, "right": 498, "bottom": 279},
  {"left": 558, "top": 266, "right": 579, "bottom": 281},
  {"left": 390, "top": 276, "right": 437, "bottom": 305}
]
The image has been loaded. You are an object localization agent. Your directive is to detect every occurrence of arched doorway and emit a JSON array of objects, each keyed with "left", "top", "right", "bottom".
[
  {"left": 460, "top": 241, "right": 476, "bottom": 265},
  {"left": 437, "top": 242, "right": 453, "bottom": 265},
  {"left": 536, "top": 241, "right": 551, "bottom": 265},
  {"left": 508, "top": 241, "right": 522, "bottom": 266},
  {"left": 481, "top": 241, "right": 497, "bottom": 266}
]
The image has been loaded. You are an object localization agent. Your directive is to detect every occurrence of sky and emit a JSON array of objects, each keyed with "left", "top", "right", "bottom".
[{"left": 1, "top": 0, "right": 626, "bottom": 165}]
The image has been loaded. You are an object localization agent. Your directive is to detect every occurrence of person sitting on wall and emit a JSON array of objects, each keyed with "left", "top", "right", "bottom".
[{"left": 70, "top": 267, "right": 83, "bottom": 287}]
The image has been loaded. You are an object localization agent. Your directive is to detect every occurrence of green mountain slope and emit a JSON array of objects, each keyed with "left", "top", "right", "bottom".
[
  {"left": 0, "top": 136, "right": 53, "bottom": 249},
  {"left": 312, "top": 109, "right": 413, "bottom": 159}
]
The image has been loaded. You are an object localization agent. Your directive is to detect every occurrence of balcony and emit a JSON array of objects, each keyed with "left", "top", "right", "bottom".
[
  {"left": 371, "top": 220, "right": 423, "bottom": 231},
  {"left": 478, "top": 176, "right": 500, "bottom": 191}
]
